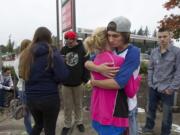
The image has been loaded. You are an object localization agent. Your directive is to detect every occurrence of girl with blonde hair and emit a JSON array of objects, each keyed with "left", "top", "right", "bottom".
[
  {"left": 84, "top": 27, "right": 140, "bottom": 135},
  {"left": 84, "top": 27, "right": 109, "bottom": 55}
]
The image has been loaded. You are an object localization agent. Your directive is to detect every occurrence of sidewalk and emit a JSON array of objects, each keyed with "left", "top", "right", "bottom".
[{"left": 0, "top": 108, "right": 180, "bottom": 135}]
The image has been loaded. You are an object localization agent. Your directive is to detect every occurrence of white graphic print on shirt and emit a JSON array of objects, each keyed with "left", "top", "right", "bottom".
[{"left": 65, "top": 52, "right": 79, "bottom": 67}]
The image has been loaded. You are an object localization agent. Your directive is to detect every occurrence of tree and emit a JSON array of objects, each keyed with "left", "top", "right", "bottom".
[
  {"left": 52, "top": 35, "right": 60, "bottom": 49},
  {"left": 131, "top": 30, "right": 136, "bottom": 34},
  {"left": 6, "top": 35, "right": 14, "bottom": 53},
  {"left": 14, "top": 46, "right": 20, "bottom": 54},
  {"left": 152, "top": 29, "right": 157, "bottom": 37},
  {"left": 144, "top": 26, "right": 150, "bottom": 36},
  {"left": 137, "top": 27, "right": 144, "bottom": 35},
  {"left": 159, "top": 0, "right": 180, "bottom": 39},
  {"left": 0, "top": 45, "right": 7, "bottom": 54}
]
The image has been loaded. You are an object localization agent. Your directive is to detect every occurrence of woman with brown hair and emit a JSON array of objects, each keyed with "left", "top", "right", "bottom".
[{"left": 19, "top": 27, "right": 69, "bottom": 135}]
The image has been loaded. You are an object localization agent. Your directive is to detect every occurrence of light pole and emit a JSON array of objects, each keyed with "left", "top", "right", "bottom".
[
  {"left": 72, "top": 0, "right": 76, "bottom": 32},
  {"left": 56, "top": 0, "right": 60, "bottom": 48}
]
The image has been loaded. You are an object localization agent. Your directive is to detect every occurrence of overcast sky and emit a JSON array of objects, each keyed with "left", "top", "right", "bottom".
[{"left": 0, "top": 0, "right": 179, "bottom": 47}]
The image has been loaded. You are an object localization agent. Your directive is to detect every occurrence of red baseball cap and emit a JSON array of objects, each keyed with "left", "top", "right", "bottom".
[{"left": 64, "top": 31, "right": 77, "bottom": 40}]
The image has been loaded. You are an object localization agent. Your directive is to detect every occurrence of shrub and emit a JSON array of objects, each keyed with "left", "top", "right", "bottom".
[{"left": 140, "top": 61, "right": 148, "bottom": 75}]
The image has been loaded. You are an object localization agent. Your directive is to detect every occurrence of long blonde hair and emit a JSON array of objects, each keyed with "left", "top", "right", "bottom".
[
  {"left": 84, "top": 27, "right": 107, "bottom": 55},
  {"left": 19, "top": 39, "right": 31, "bottom": 53},
  {"left": 19, "top": 27, "right": 53, "bottom": 80}
]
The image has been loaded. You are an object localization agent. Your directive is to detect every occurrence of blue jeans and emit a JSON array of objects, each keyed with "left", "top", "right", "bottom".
[
  {"left": 129, "top": 107, "right": 138, "bottom": 135},
  {"left": 18, "top": 91, "right": 32, "bottom": 135},
  {"left": 144, "top": 87, "right": 174, "bottom": 135}
]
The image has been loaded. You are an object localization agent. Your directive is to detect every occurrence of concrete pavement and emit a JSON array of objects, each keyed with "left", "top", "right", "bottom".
[{"left": 0, "top": 108, "right": 180, "bottom": 135}]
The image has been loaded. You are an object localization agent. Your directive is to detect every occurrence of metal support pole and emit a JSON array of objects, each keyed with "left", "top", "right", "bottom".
[
  {"left": 72, "top": 0, "right": 76, "bottom": 32},
  {"left": 56, "top": 0, "right": 60, "bottom": 48}
]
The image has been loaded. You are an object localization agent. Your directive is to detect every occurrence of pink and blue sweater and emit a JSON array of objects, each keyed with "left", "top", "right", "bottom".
[{"left": 91, "top": 50, "right": 140, "bottom": 128}]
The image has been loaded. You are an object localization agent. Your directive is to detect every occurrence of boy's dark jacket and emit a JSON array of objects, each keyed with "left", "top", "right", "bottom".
[{"left": 61, "top": 40, "right": 90, "bottom": 86}]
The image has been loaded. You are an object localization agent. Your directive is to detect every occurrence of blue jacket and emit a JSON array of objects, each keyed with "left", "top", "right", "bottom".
[
  {"left": 114, "top": 45, "right": 140, "bottom": 88},
  {"left": 25, "top": 42, "right": 69, "bottom": 97}
]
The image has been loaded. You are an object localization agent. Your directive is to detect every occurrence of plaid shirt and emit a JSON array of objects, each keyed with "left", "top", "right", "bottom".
[{"left": 148, "top": 44, "right": 180, "bottom": 92}]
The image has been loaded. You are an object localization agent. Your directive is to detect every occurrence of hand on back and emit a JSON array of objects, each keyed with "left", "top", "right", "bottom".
[{"left": 97, "top": 63, "right": 119, "bottom": 78}]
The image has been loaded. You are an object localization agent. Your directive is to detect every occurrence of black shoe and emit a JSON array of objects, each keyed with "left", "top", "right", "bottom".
[
  {"left": 61, "top": 127, "right": 70, "bottom": 135},
  {"left": 77, "top": 124, "right": 85, "bottom": 132}
]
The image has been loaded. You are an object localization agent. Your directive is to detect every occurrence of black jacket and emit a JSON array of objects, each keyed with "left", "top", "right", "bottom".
[{"left": 61, "top": 40, "right": 90, "bottom": 86}]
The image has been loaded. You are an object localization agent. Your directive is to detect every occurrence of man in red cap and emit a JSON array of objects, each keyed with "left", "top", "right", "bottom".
[
  {"left": 60, "top": 31, "right": 90, "bottom": 135},
  {"left": 64, "top": 31, "right": 77, "bottom": 39}
]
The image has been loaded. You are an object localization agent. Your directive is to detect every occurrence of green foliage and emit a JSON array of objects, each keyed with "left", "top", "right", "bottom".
[
  {"left": 144, "top": 26, "right": 150, "bottom": 36},
  {"left": 137, "top": 27, "right": 144, "bottom": 35},
  {"left": 52, "top": 35, "right": 62, "bottom": 49},
  {"left": 84, "top": 82, "right": 92, "bottom": 91},
  {"left": 0, "top": 45, "right": 7, "bottom": 54},
  {"left": 140, "top": 61, "right": 148, "bottom": 75},
  {"left": 0, "top": 36, "right": 16, "bottom": 55},
  {"left": 152, "top": 29, "right": 157, "bottom": 37},
  {"left": 6, "top": 38, "right": 14, "bottom": 53}
]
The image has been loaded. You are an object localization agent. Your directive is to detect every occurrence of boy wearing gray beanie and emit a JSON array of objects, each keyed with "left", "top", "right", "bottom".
[{"left": 85, "top": 16, "right": 140, "bottom": 135}]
